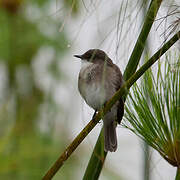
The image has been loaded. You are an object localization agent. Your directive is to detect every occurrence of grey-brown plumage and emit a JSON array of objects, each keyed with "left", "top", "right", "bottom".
[{"left": 74, "top": 49, "right": 124, "bottom": 152}]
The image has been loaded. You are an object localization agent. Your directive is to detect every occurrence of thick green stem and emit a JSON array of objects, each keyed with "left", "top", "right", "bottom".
[
  {"left": 42, "top": 31, "right": 180, "bottom": 180},
  {"left": 123, "top": 0, "right": 162, "bottom": 81},
  {"left": 124, "top": 0, "right": 162, "bottom": 81},
  {"left": 143, "top": 142, "right": 150, "bottom": 180},
  {"left": 83, "top": 128, "right": 107, "bottom": 180}
]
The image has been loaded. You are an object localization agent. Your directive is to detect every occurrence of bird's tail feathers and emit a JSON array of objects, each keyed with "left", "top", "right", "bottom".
[{"left": 104, "top": 121, "right": 117, "bottom": 152}]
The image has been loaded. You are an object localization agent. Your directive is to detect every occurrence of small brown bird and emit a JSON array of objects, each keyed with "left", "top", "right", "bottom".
[{"left": 74, "top": 49, "right": 124, "bottom": 152}]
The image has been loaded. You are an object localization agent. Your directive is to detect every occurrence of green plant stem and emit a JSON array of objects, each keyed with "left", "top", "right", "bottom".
[
  {"left": 142, "top": 1, "right": 151, "bottom": 179},
  {"left": 83, "top": 128, "right": 107, "bottom": 180},
  {"left": 176, "top": 167, "right": 180, "bottom": 180},
  {"left": 42, "top": 31, "right": 180, "bottom": 180},
  {"left": 143, "top": 141, "right": 150, "bottom": 180},
  {"left": 123, "top": 0, "right": 162, "bottom": 81}
]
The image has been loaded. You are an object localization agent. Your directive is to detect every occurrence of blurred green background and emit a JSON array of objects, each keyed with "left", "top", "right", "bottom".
[{"left": 0, "top": 0, "right": 81, "bottom": 179}]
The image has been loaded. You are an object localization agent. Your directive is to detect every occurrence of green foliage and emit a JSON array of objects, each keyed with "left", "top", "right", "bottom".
[
  {"left": 0, "top": 11, "right": 67, "bottom": 65},
  {"left": 0, "top": 0, "right": 79, "bottom": 179},
  {"left": 0, "top": 132, "right": 80, "bottom": 180},
  {"left": 124, "top": 55, "right": 180, "bottom": 168}
]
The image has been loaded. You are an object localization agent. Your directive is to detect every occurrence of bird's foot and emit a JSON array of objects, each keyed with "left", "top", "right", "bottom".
[{"left": 92, "top": 110, "right": 97, "bottom": 120}]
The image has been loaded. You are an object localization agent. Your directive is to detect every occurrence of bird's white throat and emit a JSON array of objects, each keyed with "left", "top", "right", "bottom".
[{"left": 81, "top": 60, "right": 93, "bottom": 71}]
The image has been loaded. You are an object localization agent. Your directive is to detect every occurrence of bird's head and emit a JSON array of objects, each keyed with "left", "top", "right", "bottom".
[{"left": 74, "top": 49, "right": 109, "bottom": 63}]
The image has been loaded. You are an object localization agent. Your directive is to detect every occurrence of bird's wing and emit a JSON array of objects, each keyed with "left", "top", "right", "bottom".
[{"left": 112, "top": 64, "right": 124, "bottom": 124}]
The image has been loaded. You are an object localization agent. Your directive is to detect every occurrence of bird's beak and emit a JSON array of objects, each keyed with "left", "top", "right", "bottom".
[{"left": 74, "top": 55, "right": 82, "bottom": 59}]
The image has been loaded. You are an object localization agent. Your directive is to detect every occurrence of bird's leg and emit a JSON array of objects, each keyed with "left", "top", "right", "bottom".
[
  {"left": 92, "top": 101, "right": 109, "bottom": 123},
  {"left": 92, "top": 110, "right": 97, "bottom": 120},
  {"left": 92, "top": 110, "right": 102, "bottom": 124}
]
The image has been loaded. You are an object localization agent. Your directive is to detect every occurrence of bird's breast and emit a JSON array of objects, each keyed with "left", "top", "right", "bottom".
[{"left": 78, "top": 63, "right": 106, "bottom": 110}]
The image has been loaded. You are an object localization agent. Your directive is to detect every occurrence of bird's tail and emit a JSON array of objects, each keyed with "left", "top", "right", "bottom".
[{"left": 104, "top": 121, "right": 117, "bottom": 152}]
